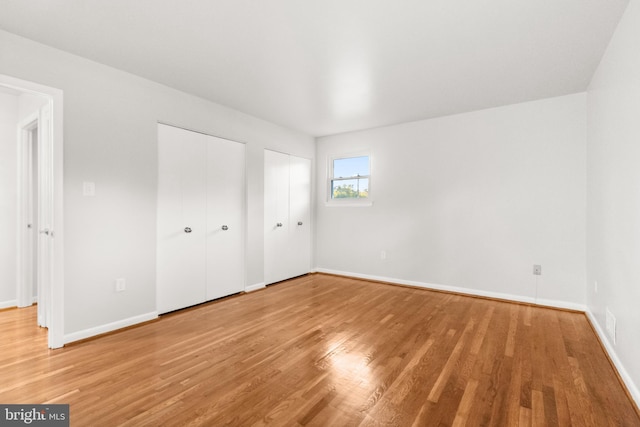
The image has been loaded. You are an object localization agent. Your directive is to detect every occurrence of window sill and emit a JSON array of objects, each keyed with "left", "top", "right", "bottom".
[{"left": 325, "top": 200, "right": 373, "bottom": 207}]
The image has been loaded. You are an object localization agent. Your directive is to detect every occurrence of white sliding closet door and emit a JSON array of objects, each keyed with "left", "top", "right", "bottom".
[
  {"left": 264, "top": 150, "right": 311, "bottom": 285},
  {"left": 264, "top": 150, "right": 290, "bottom": 285},
  {"left": 157, "top": 124, "right": 245, "bottom": 314},
  {"left": 157, "top": 125, "right": 207, "bottom": 313},
  {"left": 288, "top": 156, "right": 311, "bottom": 279},
  {"left": 206, "top": 137, "right": 245, "bottom": 300}
]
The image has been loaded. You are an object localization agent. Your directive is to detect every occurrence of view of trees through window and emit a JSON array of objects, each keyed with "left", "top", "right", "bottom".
[{"left": 331, "top": 156, "right": 369, "bottom": 199}]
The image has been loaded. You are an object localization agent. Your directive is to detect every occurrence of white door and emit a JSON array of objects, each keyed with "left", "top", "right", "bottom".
[
  {"left": 288, "top": 155, "right": 311, "bottom": 279},
  {"left": 29, "top": 126, "right": 38, "bottom": 303},
  {"left": 157, "top": 124, "right": 207, "bottom": 314},
  {"left": 17, "top": 120, "right": 36, "bottom": 309},
  {"left": 264, "top": 151, "right": 311, "bottom": 285},
  {"left": 264, "top": 150, "right": 290, "bottom": 284},
  {"left": 206, "top": 136, "right": 245, "bottom": 300}
]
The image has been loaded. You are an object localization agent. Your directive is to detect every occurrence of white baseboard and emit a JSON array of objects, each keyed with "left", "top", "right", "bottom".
[
  {"left": 586, "top": 310, "right": 640, "bottom": 409},
  {"left": 63, "top": 311, "right": 158, "bottom": 345},
  {"left": 533, "top": 297, "right": 587, "bottom": 312},
  {"left": 0, "top": 299, "right": 17, "bottom": 309},
  {"left": 314, "top": 268, "right": 586, "bottom": 312},
  {"left": 2, "top": 297, "right": 39, "bottom": 309},
  {"left": 245, "top": 282, "right": 266, "bottom": 292}
]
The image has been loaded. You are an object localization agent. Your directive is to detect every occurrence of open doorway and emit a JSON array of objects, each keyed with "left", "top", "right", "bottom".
[
  {"left": 17, "top": 111, "right": 54, "bottom": 330},
  {"left": 0, "top": 74, "right": 64, "bottom": 349}
]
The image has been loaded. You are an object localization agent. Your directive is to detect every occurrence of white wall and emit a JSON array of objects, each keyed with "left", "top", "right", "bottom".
[
  {"left": 0, "top": 91, "right": 19, "bottom": 307},
  {"left": 0, "top": 29, "right": 314, "bottom": 338},
  {"left": 317, "top": 93, "right": 587, "bottom": 308},
  {"left": 587, "top": 0, "right": 640, "bottom": 404}
]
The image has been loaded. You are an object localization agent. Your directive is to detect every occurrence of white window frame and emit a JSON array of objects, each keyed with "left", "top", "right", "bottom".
[{"left": 326, "top": 152, "right": 373, "bottom": 207}]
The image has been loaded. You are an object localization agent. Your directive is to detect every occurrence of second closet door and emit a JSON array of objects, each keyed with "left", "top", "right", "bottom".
[
  {"left": 264, "top": 150, "right": 311, "bottom": 285},
  {"left": 287, "top": 155, "right": 311, "bottom": 279},
  {"left": 206, "top": 137, "right": 245, "bottom": 300},
  {"left": 264, "top": 150, "right": 291, "bottom": 285}
]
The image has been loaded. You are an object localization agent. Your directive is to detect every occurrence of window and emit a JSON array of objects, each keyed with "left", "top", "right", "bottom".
[{"left": 330, "top": 155, "right": 370, "bottom": 200}]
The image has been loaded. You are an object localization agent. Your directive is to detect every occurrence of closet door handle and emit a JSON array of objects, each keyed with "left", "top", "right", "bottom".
[
  {"left": 297, "top": 221, "right": 303, "bottom": 226},
  {"left": 222, "top": 225, "right": 229, "bottom": 231},
  {"left": 276, "top": 223, "right": 283, "bottom": 227},
  {"left": 184, "top": 227, "right": 192, "bottom": 233}
]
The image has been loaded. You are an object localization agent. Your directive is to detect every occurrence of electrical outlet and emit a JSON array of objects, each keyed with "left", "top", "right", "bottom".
[
  {"left": 380, "top": 251, "right": 387, "bottom": 260},
  {"left": 115, "top": 278, "right": 126, "bottom": 292},
  {"left": 533, "top": 264, "right": 542, "bottom": 275},
  {"left": 606, "top": 307, "right": 616, "bottom": 345}
]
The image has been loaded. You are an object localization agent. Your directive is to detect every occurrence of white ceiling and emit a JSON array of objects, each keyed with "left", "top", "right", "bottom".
[{"left": 0, "top": 0, "right": 629, "bottom": 136}]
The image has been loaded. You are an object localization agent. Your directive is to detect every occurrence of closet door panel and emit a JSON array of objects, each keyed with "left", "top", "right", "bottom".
[
  {"left": 288, "top": 155, "right": 311, "bottom": 278},
  {"left": 264, "top": 150, "right": 290, "bottom": 284},
  {"left": 156, "top": 124, "right": 207, "bottom": 314},
  {"left": 206, "top": 137, "right": 245, "bottom": 300}
]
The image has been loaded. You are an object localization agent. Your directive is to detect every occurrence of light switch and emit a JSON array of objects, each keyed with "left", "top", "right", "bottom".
[{"left": 83, "top": 181, "right": 95, "bottom": 197}]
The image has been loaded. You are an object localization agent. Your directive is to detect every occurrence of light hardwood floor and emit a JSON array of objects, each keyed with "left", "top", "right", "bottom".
[{"left": 1, "top": 274, "right": 638, "bottom": 426}]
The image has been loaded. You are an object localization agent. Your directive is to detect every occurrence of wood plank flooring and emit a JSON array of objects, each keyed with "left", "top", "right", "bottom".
[{"left": 1, "top": 274, "right": 638, "bottom": 426}]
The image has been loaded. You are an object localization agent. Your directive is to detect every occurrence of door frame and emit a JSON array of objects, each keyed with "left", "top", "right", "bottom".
[{"left": 2, "top": 74, "right": 64, "bottom": 349}]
